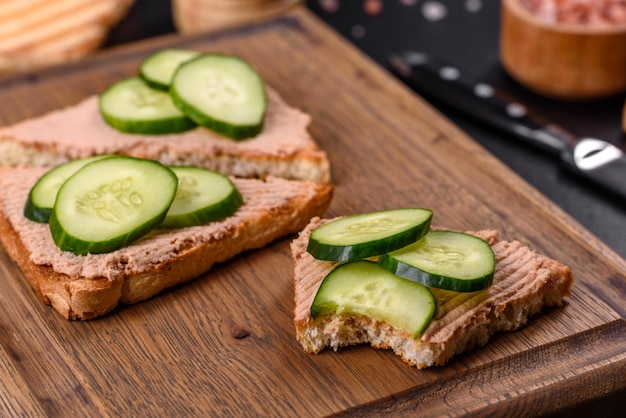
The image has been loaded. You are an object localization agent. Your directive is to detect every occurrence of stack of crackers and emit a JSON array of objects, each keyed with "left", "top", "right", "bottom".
[{"left": 0, "top": 0, "right": 135, "bottom": 81}]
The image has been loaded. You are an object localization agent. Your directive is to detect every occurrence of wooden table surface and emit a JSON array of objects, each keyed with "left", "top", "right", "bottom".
[{"left": 1, "top": 8, "right": 625, "bottom": 417}]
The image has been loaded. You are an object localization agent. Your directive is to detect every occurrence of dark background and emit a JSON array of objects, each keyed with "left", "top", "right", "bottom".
[{"left": 105, "top": 2, "right": 625, "bottom": 415}]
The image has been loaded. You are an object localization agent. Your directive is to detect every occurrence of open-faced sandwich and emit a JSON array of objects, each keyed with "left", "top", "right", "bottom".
[
  {"left": 0, "top": 49, "right": 333, "bottom": 319},
  {"left": 0, "top": 49, "right": 330, "bottom": 184},
  {"left": 291, "top": 209, "right": 574, "bottom": 368}
]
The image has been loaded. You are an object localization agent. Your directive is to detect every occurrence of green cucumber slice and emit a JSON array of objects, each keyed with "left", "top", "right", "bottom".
[
  {"left": 307, "top": 208, "right": 433, "bottom": 261},
  {"left": 170, "top": 53, "right": 267, "bottom": 139},
  {"left": 161, "top": 166, "right": 243, "bottom": 229},
  {"left": 99, "top": 77, "right": 196, "bottom": 134},
  {"left": 24, "top": 156, "right": 106, "bottom": 223},
  {"left": 49, "top": 156, "right": 178, "bottom": 255},
  {"left": 311, "top": 261, "right": 436, "bottom": 338},
  {"left": 379, "top": 231, "right": 496, "bottom": 292},
  {"left": 139, "top": 48, "right": 200, "bottom": 90}
]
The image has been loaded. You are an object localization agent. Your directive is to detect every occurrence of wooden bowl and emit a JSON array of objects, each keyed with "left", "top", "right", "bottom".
[{"left": 500, "top": 0, "right": 626, "bottom": 100}]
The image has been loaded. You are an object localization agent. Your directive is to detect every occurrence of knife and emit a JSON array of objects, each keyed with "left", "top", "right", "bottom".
[{"left": 388, "top": 51, "right": 626, "bottom": 201}]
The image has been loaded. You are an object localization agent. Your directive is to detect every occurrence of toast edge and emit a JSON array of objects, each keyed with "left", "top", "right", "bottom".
[{"left": 291, "top": 217, "right": 574, "bottom": 369}]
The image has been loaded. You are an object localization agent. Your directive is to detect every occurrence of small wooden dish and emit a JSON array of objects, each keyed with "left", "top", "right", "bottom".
[{"left": 500, "top": 0, "right": 626, "bottom": 100}]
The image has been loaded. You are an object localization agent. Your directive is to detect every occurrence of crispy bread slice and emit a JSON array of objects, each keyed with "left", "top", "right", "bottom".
[
  {"left": 0, "top": 166, "right": 333, "bottom": 320},
  {"left": 0, "top": 87, "right": 331, "bottom": 183},
  {"left": 291, "top": 217, "right": 574, "bottom": 368},
  {"left": 0, "top": 0, "right": 135, "bottom": 80}
]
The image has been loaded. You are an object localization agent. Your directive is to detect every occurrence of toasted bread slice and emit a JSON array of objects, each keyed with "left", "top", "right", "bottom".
[
  {"left": 0, "top": 87, "right": 331, "bottom": 183},
  {"left": 291, "top": 217, "right": 574, "bottom": 368},
  {"left": 0, "top": 0, "right": 135, "bottom": 80},
  {"left": 0, "top": 166, "right": 333, "bottom": 320}
]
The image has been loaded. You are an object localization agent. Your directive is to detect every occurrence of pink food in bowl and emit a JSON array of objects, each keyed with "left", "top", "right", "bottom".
[{"left": 519, "top": 0, "right": 626, "bottom": 26}]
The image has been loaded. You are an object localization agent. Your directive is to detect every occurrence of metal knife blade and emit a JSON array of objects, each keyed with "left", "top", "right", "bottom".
[{"left": 388, "top": 51, "right": 626, "bottom": 201}]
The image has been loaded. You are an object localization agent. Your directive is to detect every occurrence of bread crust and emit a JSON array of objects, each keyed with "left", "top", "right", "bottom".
[
  {"left": 0, "top": 168, "right": 333, "bottom": 320},
  {"left": 0, "top": 215, "right": 123, "bottom": 319},
  {"left": 291, "top": 217, "right": 574, "bottom": 368}
]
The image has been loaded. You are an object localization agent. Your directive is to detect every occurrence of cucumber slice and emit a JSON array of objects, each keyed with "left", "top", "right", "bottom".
[
  {"left": 49, "top": 156, "right": 178, "bottom": 255},
  {"left": 379, "top": 231, "right": 496, "bottom": 292},
  {"left": 170, "top": 53, "right": 267, "bottom": 139},
  {"left": 311, "top": 261, "right": 436, "bottom": 338},
  {"left": 24, "top": 156, "right": 106, "bottom": 223},
  {"left": 307, "top": 208, "right": 433, "bottom": 261},
  {"left": 99, "top": 77, "right": 196, "bottom": 134},
  {"left": 161, "top": 166, "right": 243, "bottom": 229},
  {"left": 139, "top": 48, "right": 200, "bottom": 90}
]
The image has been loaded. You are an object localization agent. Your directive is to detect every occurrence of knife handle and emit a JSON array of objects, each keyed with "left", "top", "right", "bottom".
[
  {"left": 562, "top": 138, "right": 626, "bottom": 201},
  {"left": 388, "top": 51, "right": 574, "bottom": 156}
]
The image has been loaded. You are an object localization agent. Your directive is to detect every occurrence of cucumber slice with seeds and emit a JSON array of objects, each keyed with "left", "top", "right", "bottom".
[
  {"left": 379, "top": 231, "right": 496, "bottom": 292},
  {"left": 311, "top": 261, "right": 436, "bottom": 338},
  {"left": 307, "top": 208, "right": 433, "bottom": 261},
  {"left": 161, "top": 166, "right": 243, "bottom": 229},
  {"left": 139, "top": 48, "right": 200, "bottom": 90},
  {"left": 24, "top": 156, "right": 106, "bottom": 223},
  {"left": 49, "top": 156, "right": 178, "bottom": 255},
  {"left": 99, "top": 77, "right": 196, "bottom": 134},
  {"left": 170, "top": 53, "right": 267, "bottom": 139}
]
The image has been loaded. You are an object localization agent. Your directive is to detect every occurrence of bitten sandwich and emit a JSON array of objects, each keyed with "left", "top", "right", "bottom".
[{"left": 292, "top": 213, "right": 574, "bottom": 368}]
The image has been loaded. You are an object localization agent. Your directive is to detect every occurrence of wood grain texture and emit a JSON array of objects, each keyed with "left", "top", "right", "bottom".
[{"left": 0, "top": 7, "right": 625, "bottom": 417}]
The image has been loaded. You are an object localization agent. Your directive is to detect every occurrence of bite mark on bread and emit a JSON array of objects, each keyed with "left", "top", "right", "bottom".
[{"left": 291, "top": 217, "right": 574, "bottom": 368}]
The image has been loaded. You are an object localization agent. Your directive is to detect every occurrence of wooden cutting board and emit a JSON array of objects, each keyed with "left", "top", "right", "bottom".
[{"left": 1, "top": 7, "right": 624, "bottom": 417}]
